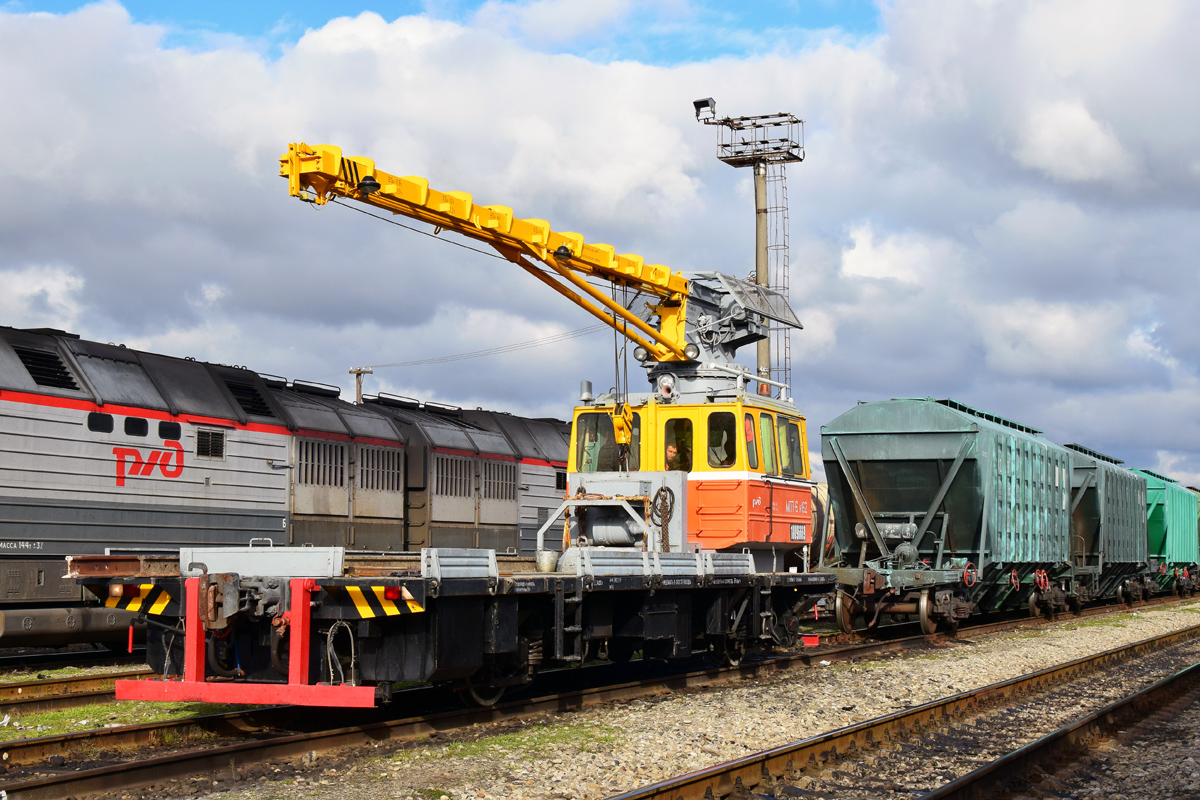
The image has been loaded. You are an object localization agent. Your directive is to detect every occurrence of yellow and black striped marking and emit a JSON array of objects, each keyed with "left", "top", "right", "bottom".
[
  {"left": 104, "top": 584, "right": 174, "bottom": 615},
  {"left": 342, "top": 585, "right": 424, "bottom": 618}
]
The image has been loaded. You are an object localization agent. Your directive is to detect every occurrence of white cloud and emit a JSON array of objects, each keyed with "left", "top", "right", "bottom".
[
  {"left": 840, "top": 223, "right": 956, "bottom": 283},
  {"left": 1013, "top": 101, "right": 1132, "bottom": 182},
  {"left": 974, "top": 299, "right": 1162, "bottom": 386},
  {"left": 2, "top": 0, "right": 1200, "bottom": 472},
  {"left": 0, "top": 265, "right": 85, "bottom": 331}
]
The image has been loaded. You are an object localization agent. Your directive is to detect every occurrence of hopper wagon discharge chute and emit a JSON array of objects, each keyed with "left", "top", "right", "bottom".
[{"left": 72, "top": 144, "right": 838, "bottom": 708}]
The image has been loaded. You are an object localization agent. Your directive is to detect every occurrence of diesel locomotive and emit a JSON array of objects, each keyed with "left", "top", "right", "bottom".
[{"left": 0, "top": 324, "right": 568, "bottom": 647}]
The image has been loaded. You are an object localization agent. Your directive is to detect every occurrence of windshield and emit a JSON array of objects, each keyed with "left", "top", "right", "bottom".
[{"left": 575, "top": 412, "right": 640, "bottom": 472}]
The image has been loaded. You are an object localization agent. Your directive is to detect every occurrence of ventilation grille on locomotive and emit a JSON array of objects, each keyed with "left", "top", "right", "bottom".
[
  {"left": 196, "top": 429, "right": 226, "bottom": 459},
  {"left": 358, "top": 445, "right": 403, "bottom": 492},
  {"left": 298, "top": 439, "right": 346, "bottom": 486},
  {"left": 224, "top": 381, "right": 275, "bottom": 418},
  {"left": 12, "top": 346, "right": 79, "bottom": 390},
  {"left": 434, "top": 455, "right": 472, "bottom": 497},
  {"left": 482, "top": 460, "right": 517, "bottom": 501}
]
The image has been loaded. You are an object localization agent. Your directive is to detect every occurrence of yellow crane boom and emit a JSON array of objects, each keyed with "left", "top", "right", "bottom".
[{"left": 280, "top": 143, "right": 692, "bottom": 362}]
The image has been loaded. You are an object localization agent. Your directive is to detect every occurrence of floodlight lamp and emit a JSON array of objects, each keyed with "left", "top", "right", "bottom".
[
  {"left": 357, "top": 175, "right": 381, "bottom": 195},
  {"left": 633, "top": 346, "right": 650, "bottom": 362},
  {"left": 693, "top": 97, "right": 716, "bottom": 122},
  {"left": 553, "top": 244, "right": 573, "bottom": 261},
  {"left": 683, "top": 343, "right": 701, "bottom": 360}
]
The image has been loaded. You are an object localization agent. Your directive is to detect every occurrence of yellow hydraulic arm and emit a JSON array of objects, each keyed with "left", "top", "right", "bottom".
[{"left": 280, "top": 143, "right": 692, "bottom": 362}]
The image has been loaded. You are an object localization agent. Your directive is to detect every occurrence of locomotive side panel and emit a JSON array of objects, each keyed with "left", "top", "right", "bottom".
[
  {"left": 0, "top": 397, "right": 290, "bottom": 557},
  {"left": 519, "top": 462, "right": 565, "bottom": 555}
]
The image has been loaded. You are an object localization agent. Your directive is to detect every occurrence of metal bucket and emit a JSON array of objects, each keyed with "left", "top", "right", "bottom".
[{"left": 535, "top": 550, "right": 559, "bottom": 573}]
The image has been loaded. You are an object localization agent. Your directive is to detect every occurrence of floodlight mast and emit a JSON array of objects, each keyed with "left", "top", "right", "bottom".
[{"left": 694, "top": 98, "right": 804, "bottom": 391}]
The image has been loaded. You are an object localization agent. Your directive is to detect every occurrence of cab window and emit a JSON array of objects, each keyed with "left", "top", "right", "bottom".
[
  {"left": 758, "top": 413, "right": 777, "bottom": 475},
  {"left": 576, "top": 413, "right": 615, "bottom": 472},
  {"left": 576, "top": 412, "right": 641, "bottom": 472},
  {"left": 664, "top": 418, "right": 693, "bottom": 471},
  {"left": 707, "top": 412, "right": 737, "bottom": 468},
  {"left": 743, "top": 413, "right": 758, "bottom": 469},
  {"left": 777, "top": 416, "right": 804, "bottom": 478},
  {"left": 627, "top": 413, "right": 641, "bottom": 471}
]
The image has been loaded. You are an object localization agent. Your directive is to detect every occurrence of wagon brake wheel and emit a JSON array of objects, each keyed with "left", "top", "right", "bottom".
[{"left": 918, "top": 588, "right": 938, "bottom": 636}]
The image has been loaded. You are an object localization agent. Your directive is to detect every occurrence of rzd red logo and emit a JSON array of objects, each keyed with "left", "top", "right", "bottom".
[{"left": 114, "top": 442, "right": 184, "bottom": 487}]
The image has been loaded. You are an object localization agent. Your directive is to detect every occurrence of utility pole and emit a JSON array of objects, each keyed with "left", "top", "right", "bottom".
[
  {"left": 694, "top": 98, "right": 804, "bottom": 391},
  {"left": 349, "top": 366, "right": 373, "bottom": 404}
]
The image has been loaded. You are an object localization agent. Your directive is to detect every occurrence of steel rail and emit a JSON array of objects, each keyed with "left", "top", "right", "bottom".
[
  {"left": 0, "top": 670, "right": 154, "bottom": 715},
  {"left": 603, "top": 622, "right": 1200, "bottom": 800},
  {"left": 0, "top": 649, "right": 146, "bottom": 672},
  {"left": 923, "top": 662, "right": 1200, "bottom": 799}
]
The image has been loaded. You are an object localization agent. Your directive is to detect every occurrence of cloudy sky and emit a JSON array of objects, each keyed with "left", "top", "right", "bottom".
[{"left": 2, "top": 0, "right": 1198, "bottom": 482}]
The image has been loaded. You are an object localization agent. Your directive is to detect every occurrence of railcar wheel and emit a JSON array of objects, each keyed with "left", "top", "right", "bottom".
[
  {"left": 835, "top": 591, "right": 858, "bottom": 634},
  {"left": 918, "top": 589, "right": 938, "bottom": 636},
  {"left": 1028, "top": 591, "right": 1041, "bottom": 618},
  {"left": 460, "top": 675, "right": 506, "bottom": 708},
  {"left": 719, "top": 641, "right": 746, "bottom": 668}
]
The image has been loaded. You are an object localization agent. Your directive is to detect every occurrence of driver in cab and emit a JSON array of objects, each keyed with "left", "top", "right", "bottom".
[{"left": 665, "top": 439, "right": 691, "bottom": 471}]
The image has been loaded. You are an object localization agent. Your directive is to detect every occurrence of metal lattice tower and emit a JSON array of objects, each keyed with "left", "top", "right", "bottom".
[
  {"left": 765, "top": 163, "right": 792, "bottom": 389},
  {"left": 693, "top": 98, "right": 804, "bottom": 394}
]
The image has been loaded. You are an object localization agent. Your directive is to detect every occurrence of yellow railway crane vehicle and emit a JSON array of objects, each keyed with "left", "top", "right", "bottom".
[{"left": 280, "top": 142, "right": 818, "bottom": 568}]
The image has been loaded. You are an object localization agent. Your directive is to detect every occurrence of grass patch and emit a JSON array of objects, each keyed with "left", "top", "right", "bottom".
[
  {"left": 0, "top": 699, "right": 246, "bottom": 743},
  {"left": 0, "top": 663, "right": 146, "bottom": 686},
  {"left": 389, "top": 723, "right": 619, "bottom": 763}
]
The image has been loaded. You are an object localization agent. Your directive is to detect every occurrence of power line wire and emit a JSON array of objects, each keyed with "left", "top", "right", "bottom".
[
  {"left": 305, "top": 197, "right": 651, "bottom": 379},
  {"left": 302, "top": 323, "right": 608, "bottom": 381},
  {"left": 366, "top": 324, "right": 608, "bottom": 369}
]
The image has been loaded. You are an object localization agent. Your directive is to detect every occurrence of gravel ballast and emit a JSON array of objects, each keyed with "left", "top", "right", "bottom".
[{"left": 100, "top": 601, "right": 1200, "bottom": 800}]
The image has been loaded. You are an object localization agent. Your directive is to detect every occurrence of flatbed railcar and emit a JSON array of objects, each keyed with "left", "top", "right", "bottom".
[{"left": 70, "top": 542, "right": 834, "bottom": 707}]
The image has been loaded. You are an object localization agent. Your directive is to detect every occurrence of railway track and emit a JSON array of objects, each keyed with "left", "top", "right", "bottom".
[
  {"left": 606, "top": 623, "right": 1200, "bottom": 799},
  {"left": 1004, "top": 664, "right": 1200, "bottom": 800},
  {"left": 0, "top": 596, "right": 1192, "bottom": 799},
  {"left": 0, "top": 648, "right": 146, "bottom": 673},
  {"left": 924, "top": 661, "right": 1200, "bottom": 799},
  {"left": 0, "top": 670, "right": 154, "bottom": 715},
  {"left": 2, "top": 589, "right": 1179, "bottom": 718}
]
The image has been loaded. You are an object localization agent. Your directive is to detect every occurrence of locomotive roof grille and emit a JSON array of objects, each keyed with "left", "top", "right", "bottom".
[
  {"left": 224, "top": 380, "right": 276, "bottom": 417},
  {"left": 934, "top": 398, "right": 1042, "bottom": 436},
  {"left": 1064, "top": 443, "right": 1124, "bottom": 465},
  {"left": 12, "top": 345, "right": 80, "bottom": 390}
]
